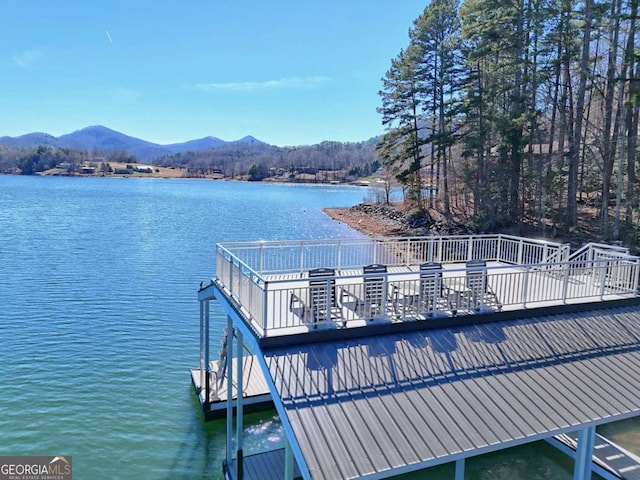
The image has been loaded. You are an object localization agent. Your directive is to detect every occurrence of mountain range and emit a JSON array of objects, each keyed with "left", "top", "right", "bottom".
[{"left": 0, "top": 125, "right": 266, "bottom": 161}]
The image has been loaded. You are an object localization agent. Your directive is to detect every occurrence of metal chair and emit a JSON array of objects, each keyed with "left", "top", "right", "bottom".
[
  {"left": 418, "top": 262, "right": 451, "bottom": 317},
  {"left": 464, "top": 260, "right": 501, "bottom": 312},
  {"left": 362, "top": 264, "right": 387, "bottom": 319},
  {"left": 308, "top": 267, "right": 340, "bottom": 327}
]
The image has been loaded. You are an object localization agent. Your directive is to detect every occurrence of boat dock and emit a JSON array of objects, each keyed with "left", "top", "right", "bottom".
[
  {"left": 191, "top": 355, "right": 272, "bottom": 420},
  {"left": 194, "top": 234, "right": 640, "bottom": 480}
]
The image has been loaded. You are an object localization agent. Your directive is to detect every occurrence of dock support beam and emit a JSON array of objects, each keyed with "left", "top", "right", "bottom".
[
  {"left": 225, "top": 317, "right": 234, "bottom": 468},
  {"left": 573, "top": 426, "right": 595, "bottom": 480},
  {"left": 236, "top": 329, "right": 244, "bottom": 480},
  {"left": 455, "top": 458, "right": 465, "bottom": 480},
  {"left": 204, "top": 299, "right": 210, "bottom": 409},
  {"left": 285, "top": 438, "right": 294, "bottom": 480}
]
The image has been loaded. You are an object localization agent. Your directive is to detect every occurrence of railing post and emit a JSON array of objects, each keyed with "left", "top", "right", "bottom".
[
  {"left": 497, "top": 235, "right": 503, "bottom": 263},
  {"left": 373, "top": 240, "right": 378, "bottom": 264},
  {"left": 299, "top": 241, "right": 305, "bottom": 274},
  {"left": 517, "top": 238, "right": 524, "bottom": 265},
  {"left": 259, "top": 242, "right": 264, "bottom": 275},
  {"left": 599, "top": 260, "right": 607, "bottom": 300},
  {"left": 467, "top": 235, "right": 474, "bottom": 261},
  {"left": 406, "top": 238, "right": 411, "bottom": 265},
  {"left": 522, "top": 266, "right": 530, "bottom": 308},
  {"left": 326, "top": 277, "right": 332, "bottom": 323},
  {"left": 337, "top": 240, "right": 342, "bottom": 271},
  {"left": 228, "top": 257, "right": 234, "bottom": 296},
  {"left": 562, "top": 262, "right": 570, "bottom": 303},
  {"left": 263, "top": 282, "right": 269, "bottom": 335}
]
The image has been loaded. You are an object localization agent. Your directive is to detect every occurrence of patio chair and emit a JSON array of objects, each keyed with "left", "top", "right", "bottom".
[
  {"left": 289, "top": 267, "right": 342, "bottom": 328},
  {"left": 418, "top": 262, "right": 452, "bottom": 317},
  {"left": 307, "top": 267, "right": 342, "bottom": 327},
  {"left": 464, "top": 259, "right": 501, "bottom": 312},
  {"left": 362, "top": 264, "right": 388, "bottom": 319}
]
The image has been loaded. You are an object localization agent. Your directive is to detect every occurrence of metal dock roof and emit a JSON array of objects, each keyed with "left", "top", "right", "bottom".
[{"left": 263, "top": 303, "right": 640, "bottom": 480}]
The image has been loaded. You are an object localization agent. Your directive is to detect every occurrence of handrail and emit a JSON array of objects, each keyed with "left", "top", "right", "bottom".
[
  {"left": 212, "top": 235, "right": 640, "bottom": 339},
  {"left": 569, "top": 242, "right": 629, "bottom": 262},
  {"left": 218, "top": 234, "right": 570, "bottom": 276}
]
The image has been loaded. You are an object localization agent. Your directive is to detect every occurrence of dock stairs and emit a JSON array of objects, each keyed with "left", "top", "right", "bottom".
[{"left": 549, "top": 432, "right": 640, "bottom": 479}]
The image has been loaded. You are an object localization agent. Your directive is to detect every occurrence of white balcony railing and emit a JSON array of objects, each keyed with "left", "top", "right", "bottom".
[{"left": 213, "top": 235, "right": 639, "bottom": 338}]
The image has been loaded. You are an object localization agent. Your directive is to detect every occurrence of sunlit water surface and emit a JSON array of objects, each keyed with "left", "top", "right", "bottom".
[{"left": 0, "top": 175, "right": 630, "bottom": 479}]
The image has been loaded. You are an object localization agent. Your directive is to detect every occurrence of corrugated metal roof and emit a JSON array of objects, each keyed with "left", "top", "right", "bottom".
[{"left": 264, "top": 305, "right": 640, "bottom": 480}]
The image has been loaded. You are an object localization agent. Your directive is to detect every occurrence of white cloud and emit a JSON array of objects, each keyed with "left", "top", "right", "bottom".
[
  {"left": 193, "top": 76, "right": 331, "bottom": 92},
  {"left": 12, "top": 49, "right": 44, "bottom": 68}
]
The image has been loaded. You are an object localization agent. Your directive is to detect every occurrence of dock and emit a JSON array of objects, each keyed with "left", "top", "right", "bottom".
[
  {"left": 190, "top": 355, "right": 272, "bottom": 420},
  {"left": 194, "top": 234, "right": 640, "bottom": 480}
]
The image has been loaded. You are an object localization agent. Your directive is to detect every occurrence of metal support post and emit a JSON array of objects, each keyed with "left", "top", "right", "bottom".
[
  {"left": 455, "top": 458, "right": 465, "bottom": 480},
  {"left": 225, "top": 317, "right": 234, "bottom": 468},
  {"left": 573, "top": 426, "right": 595, "bottom": 480},
  {"left": 236, "top": 329, "right": 244, "bottom": 480},
  {"left": 204, "top": 299, "right": 210, "bottom": 409},
  {"left": 285, "top": 437, "right": 294, "bottom": 480},
  {"left": 199, "top": 300, "right": 204, "bottom": 396}
]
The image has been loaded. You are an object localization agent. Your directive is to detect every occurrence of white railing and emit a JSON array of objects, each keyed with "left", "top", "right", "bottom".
[
  {"left": 213, "top": 235, "right": 639, "bottom": 338},
  {"left": 235, "top": 257, "right": 638, "bottom": 337},
  {"left": 217, "top": 234, "right": 569, "bottom": 277}
]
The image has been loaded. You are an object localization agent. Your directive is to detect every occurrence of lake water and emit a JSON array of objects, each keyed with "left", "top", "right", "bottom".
[{"left": 0, "top": 174, "right": 636, "bottom": 479}]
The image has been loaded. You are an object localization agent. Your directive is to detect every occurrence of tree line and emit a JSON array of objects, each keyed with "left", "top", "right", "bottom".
[
  {"left": 0, "top": 145, "right": 139, "bottom": 174},
  {"left": 155, "top": 140, "right": 379, "bottom": 180},
  {"left": 0, "top": 140, "right": 380, "bottom": 182},
  {"left": 378, "top": 0, "right": 640, "bottom": 244}
]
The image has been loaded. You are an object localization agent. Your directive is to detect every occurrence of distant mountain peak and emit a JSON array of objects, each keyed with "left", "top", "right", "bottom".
[
  {"left": 0, "top": 125, "right": 267, "bottom": 160},
  {"left": 233, "top": 135, "right": 265, "bottom": 145}
]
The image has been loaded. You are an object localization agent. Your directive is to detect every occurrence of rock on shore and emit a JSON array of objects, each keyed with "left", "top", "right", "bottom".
[{"left": 324, "top": 203, "right": 470, "bottom": 238}]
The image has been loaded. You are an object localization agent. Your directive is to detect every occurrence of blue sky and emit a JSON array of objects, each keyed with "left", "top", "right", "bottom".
[{"left": 0, "top": 1, "right": 426, "bottom": 147}]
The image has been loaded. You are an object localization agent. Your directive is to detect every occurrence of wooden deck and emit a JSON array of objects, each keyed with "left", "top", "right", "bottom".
[{"left": 191, "top": 355, "right": 272, "bottom": 420}]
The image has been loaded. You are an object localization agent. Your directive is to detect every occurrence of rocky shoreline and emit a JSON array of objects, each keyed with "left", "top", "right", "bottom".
[{"left": 324, "top": 203, "right": 470, "bottom": 238}]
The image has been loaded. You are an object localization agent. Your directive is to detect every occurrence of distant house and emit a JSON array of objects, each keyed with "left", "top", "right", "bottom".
[{"left": 114, "top": 168, "right": 132, "bottom": 175}]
